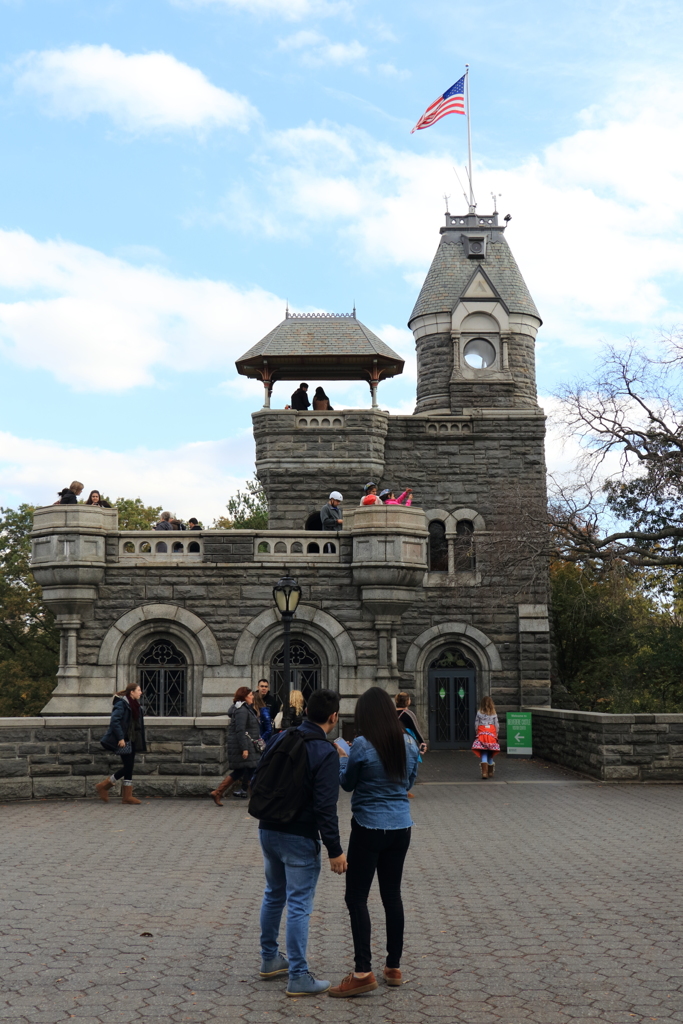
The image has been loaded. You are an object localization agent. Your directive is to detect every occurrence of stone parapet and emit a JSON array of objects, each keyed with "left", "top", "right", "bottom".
[
  {"left": 526, "top": 706, "right": 683, "bottom": 781},
  {"left": 0, "top": 717, "right": 230, "bottom": 801}
]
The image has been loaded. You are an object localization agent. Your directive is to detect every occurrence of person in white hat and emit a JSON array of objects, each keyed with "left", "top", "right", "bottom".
[{"left": 320, "top": 492, "right": 343, "bottom": 546}]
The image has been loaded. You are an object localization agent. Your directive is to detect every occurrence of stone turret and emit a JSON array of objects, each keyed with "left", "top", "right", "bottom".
[{"left": 409, "top": 211, "right": 542, "bottom": 414}]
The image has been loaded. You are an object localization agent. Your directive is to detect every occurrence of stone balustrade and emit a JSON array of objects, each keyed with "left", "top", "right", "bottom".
[
  {"left": 119, "top": 534, "right": 203, "bottom": 560},
  {"left": 253, "top": 531, "right": 341, "bottom": 561}
]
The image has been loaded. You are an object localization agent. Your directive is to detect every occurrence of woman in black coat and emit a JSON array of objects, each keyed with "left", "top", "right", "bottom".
[
  {"left": 96, "top": 683, "right": 147, "bottom": 805},
  {"left": 210, "top": 686, "right": 262, "bottom": 805}
]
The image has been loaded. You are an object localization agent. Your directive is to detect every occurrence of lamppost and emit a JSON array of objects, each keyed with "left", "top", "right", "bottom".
[{"left": 272, "top": 574, "right": 301, "bottom": 726}]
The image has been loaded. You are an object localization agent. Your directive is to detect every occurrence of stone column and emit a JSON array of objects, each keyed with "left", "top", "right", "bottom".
[{"left": 57, "top": 617, "right": 82, "bottom": 680}]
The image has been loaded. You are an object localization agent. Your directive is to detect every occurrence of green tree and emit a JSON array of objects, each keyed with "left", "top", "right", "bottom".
[
  {"left": 0, "top": 505, "right": 59, "bottom": 716},
  {"left": 213, "top": 477, "right": 268, "bottom": 530},
  {"left": 114, "top": 497, "right": 163, "bottom": 530}
]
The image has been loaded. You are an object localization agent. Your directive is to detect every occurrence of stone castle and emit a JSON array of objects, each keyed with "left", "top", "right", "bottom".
[{"left": 30, "top": 208, "right": 551, "bottom": 750}]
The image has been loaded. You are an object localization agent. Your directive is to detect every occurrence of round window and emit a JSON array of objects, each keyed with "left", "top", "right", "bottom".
[{"left": 463, "top": 338, "right": 496, "bottom": 369}]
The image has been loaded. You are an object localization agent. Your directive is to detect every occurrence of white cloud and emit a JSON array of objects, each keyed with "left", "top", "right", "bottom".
[
  {"left": 0, "top": 229, "right": 286, "bottom": 391},
  {"left": 278, "top": 30, "right": 367, "bottom": 67},
  {"left": 174, "top": 0, "right": 350, "bottom": 19},
  {"left": 378, "top": 63, "right": 409, "bottom": 80},
  {"left": 223, "top": 80, "right": 683, "bottom": 349},
  {"left": 0, "top": 430, "right": 256, "bottom": 523},
  {"left": 14, "top": 44, "right": 257, "bottom": 133}
]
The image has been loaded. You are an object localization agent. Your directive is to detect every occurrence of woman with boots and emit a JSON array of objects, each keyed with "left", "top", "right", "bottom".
[
  {"left": 329, "top": 687, "right": 419, "bottom": 998},
  {"left": 471, "top": 695, "right": 500, "bottom": 778},
  {"left": 210, "top": 687, "right": 261, "bottom": 806},
  {"left": 96, "top": 683, "right": 147, "bottom": 804}
]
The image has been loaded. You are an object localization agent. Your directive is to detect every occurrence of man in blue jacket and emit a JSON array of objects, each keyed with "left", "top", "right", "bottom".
[{"left": 257, "top": 689, "right": 347, "bottom": 996}]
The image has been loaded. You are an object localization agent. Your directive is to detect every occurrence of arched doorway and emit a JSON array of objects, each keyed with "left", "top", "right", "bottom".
[
  {"left": 427, "top": 648, "right": 476, "bottom": 749},
  {"left": 270, "top": 638, "right": 321, "bottom": 706},
  {"left": 137, "top": 639, "right": 187, "bottom": 716}
]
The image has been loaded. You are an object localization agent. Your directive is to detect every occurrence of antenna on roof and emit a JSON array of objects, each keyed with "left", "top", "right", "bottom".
[
  {"left": 443, "top": 193, "right": 450, "bottom": 213},
  {"left": 352, "top": 301, "right": 356, "bottom": 318},
  {"left": 285, "top": 300, "right": 289, "bottom": 320},
  {"left": 452, "top": 167, "right": 468, "bottom": 207},
  {"left": 491, "top": 192, "right": 501, "bottom": 214}
]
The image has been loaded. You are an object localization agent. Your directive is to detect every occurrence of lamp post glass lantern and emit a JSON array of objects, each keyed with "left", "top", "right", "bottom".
[{"left": 272, "top": 575, "right": 301, "bottom": 724}]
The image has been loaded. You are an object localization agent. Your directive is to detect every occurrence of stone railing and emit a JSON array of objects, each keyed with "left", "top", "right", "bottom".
[
  {"left": 295, "top": 413, "right": 345, "bottom": 428},
  {"left": 253, "top": 531, "right": 341, "bottom": 561},
  {"left": 119, "top": 533, "right": 203, "bottom": 561},
  {"left": 0, "top": 716, "right": 228, "bottom": 801},
  {"left": 527, "top": 706, "right": 683, "bottom": 781}
]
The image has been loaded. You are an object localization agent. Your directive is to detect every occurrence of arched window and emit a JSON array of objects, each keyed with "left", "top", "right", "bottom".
[
  {"left": 428, "top": 521, "right": 448, "bottom": 572},
  {"left": 270, "top": 639, "right": 321, "bottom": 706},
  {"left": 454, "top": 519, "right": 476, "bottom": 572},
  {"left": 137, "top": 639, "right": 187, "bottom": 716},
  {"left": 305, "top": 512, "right": 322, "bottom": 531}
]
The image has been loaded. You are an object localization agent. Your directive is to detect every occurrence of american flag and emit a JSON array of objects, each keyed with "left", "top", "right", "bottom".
[{"left": 411, "top": 74, "right": 466, "bottom": 133}]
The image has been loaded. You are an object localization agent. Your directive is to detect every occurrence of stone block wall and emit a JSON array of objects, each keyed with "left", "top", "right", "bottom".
[
  {"left": 0, "top": 718, "right": 228, "bottom": 801},
  {"left": 527, "top": 707, "right": 683, "bottom": 781}
]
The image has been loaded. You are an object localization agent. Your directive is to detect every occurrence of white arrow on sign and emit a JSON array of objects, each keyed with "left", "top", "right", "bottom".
[{"left": 514, "top": 732, "right": 525, "bottom": 742}]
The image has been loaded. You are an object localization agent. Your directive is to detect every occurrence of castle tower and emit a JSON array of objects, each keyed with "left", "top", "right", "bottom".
[{"left": 409, "top": 211, "right": 541, "bottom": 414}]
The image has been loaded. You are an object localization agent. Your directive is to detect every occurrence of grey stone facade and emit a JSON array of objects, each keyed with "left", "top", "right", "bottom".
[{"left": 28, "top": 209, "right": 551, "bottom": 747}]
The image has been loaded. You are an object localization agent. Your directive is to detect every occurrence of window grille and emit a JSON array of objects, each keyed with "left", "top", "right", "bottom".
[{"left": 137, "top": 639, "right": 187, "bottom": 716}]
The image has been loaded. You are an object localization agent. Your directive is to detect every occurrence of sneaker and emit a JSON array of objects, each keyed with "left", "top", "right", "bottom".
[
  {"left": 232, "top": 789, "right": 248, "bottom": 799},
  {"left": 286, "top": 972, "right": 331, "bottom": 997},
  {"left": 260, "top": 955, "right": 289, "bottom": 979},
  {"left": 383, "top": 967, "right": 403, "bottom": 986},
  {"left": 329, "top": 972, "right": 378, "bottom": 998}
]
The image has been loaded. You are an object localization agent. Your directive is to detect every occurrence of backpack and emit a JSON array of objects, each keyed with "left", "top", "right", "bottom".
[{"left": 248, "top": 728, "right": 319, "bottom": 824}]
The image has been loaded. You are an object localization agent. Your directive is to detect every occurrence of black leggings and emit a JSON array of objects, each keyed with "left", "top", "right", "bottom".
[
  {"left": 228, "top": 766, "right": 250, "bottom": 785},
  {"left": 344, "top": 818, "right": 411, "bottom": 972},
  {"left": 114, "top": 746, "right": 136, "bottom": 782}
]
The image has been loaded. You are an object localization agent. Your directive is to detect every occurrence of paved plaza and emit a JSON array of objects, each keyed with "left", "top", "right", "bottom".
[{"left": 2, "top": 753, "right": 683, "bottom": 1024}]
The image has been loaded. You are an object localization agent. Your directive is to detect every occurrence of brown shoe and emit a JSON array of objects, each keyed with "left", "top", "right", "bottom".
[
  {"left": 407, "top": 792, "right": 415, "bottom": 799},
  {"left": 329, "top": 973, "right": 378, "bottom": 998},
  {"left": 121, "top": 784, "right": 141, "bottom": 805},
  {"left": 480, "top": 762, "right": 488, "bottom": 779},
  {"left": 210, "top": 775, "right": 234, "bottom": 807},
  {"left": 383, "top": 967, "right": 403, "bottom": 986},
  {"left": 489, "top": 761, "right": 495, "bottom": 777},
  {"left": 95, "top": 778, "right": 114, "bottom": 802}
]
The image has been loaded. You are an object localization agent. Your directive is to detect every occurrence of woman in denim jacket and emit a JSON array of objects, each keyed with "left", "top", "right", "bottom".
[{"left": 329, "top": 687, "right": 419, "bottom": 998}]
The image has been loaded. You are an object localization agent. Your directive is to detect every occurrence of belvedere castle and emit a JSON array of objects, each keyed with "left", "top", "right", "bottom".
[{"left": 28, "top": 208, "right": 551, "bottom": 759}]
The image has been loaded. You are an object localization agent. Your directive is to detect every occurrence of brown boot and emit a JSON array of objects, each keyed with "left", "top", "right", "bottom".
[
  {"left": 383, "top": 967, "right": 403, "bottom": 987},
  {"left": 121, "top": 783, "right": 141, "bottom": 805},
  {"left": 329, "top": 972, "right": 378, "bottom": 998},
  {"left": 95, "top": 778, "right": 114, "bottom": 802},
  {"left": 210, "top": 775, "right": 234, "bottom": 807},
  {"left": 480, "top": 762, "right": 488, "bottom": 779}
]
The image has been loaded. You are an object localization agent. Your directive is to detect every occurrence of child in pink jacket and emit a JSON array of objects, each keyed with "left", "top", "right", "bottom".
[{"left": 380, "top": 488, "right": 413, "bottom": 506}]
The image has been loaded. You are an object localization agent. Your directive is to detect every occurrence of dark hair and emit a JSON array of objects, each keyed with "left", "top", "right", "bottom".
[
  {"left": 188, "top": 517, "right": 198, "bottom": 525},
  {"left": 299, "top": 382, "right": 308, "bottom": 389},
  {"left": 86, "top": 490, "right": 101, "bottom": 505},
  {"left": 306, "top": 688, "right": 340, "bottom": 724},
  {"left": 257, "top": 678, "right": 269, "bottom": 686},
  {"left": 314, "top": 386, "right": 328, "bottom": 399},
  {"left": 395, "top": 692, "right": 410, "bottom": 709},
  {"left": 355, "top": 687, "right": 406, "bottom": 781},
  {"left": 234, "top": 686, "right": 252, "bottom": 703},
  {"left": 116, "top": 682, "right": 142, "bottom": 698}
]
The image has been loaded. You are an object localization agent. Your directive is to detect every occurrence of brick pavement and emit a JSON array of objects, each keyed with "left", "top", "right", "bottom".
[{"left": 2, "top": 753, "right": 683, "bottom": 1024}]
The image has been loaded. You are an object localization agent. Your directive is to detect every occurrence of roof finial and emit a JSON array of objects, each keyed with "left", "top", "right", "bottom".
[
  {"left": 285, "top": 300, "right": 289, "bottom": 320},
  {"left": 491, "top": 192, "right": 500, "bottom": 214},
  {"left": 443, "top": 193, "right": 450, "bottom": 213},
  {"left": 352, "top": 300, "right": 356, "bottom": 318}
]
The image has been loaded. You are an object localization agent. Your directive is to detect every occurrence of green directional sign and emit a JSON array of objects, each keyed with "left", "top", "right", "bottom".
[{"left": 506, "top": 712, "right": 532, "bottom": 757}]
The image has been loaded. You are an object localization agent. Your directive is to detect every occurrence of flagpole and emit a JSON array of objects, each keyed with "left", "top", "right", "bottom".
[{"left": 465, "top": 64, "right": 474, "bottom": 210}]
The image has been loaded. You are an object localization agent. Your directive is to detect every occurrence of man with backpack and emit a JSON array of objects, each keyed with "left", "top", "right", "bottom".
[{"left": 249, "top": 689, "right": 347, "bottom": 997}]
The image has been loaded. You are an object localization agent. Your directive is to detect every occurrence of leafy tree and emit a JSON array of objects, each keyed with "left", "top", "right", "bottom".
[
  {"left": 213, "top": 477, "right": 268, "bottom": 530},
  {"left": 113, "top": 497, "right": 163, "bottom": 531},
  {"left": 0, "top": 505, "right": 59, "bottom": 716}
]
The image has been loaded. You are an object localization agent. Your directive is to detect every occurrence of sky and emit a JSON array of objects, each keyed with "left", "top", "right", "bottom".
[{"left": 1, "top": 0, "right": 683, "bottom": 522}]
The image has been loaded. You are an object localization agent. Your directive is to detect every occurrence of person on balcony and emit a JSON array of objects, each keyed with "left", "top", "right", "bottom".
[
  {"left": 291, "top": 383, "right": 310, "bottom": 410},
  {"left": 379, "top": 489, "right": 413, "bottom": 506},
  {"left": 55, "top": 481, "right": 84, "bottom": 504},
  {"left": 153, "top": 512, "right": 173, "bottom": 530},
  {"left": 188, "top": 518, "right": 202, "bottom": 531},
  {"left": 85, "top": 490, "right": 112, "bottom": 508},
  {"left": 360, "top": 483, "right": 382, "bottom": 506},
  {"left": 312, "top": 387, "right": 333, "bottom": 411},
  {"left": 320, "top": 492, "right": 343, "bottom": 552}
]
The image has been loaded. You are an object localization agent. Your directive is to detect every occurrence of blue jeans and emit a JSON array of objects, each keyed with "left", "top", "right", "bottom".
[
  {"left": 480, "top": 751, "right": 495, "bottom": 764},
  {"left": 259, "top": 830, "right": 322, "bottom": 978}
]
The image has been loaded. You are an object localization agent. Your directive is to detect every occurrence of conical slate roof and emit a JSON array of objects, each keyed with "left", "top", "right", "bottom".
[
  {"left": 409, "top": 215, "right": 540, "bottom": 324},
  {"left": 236, "top": 314, "right": 404, "bottom": 382}
]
